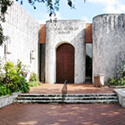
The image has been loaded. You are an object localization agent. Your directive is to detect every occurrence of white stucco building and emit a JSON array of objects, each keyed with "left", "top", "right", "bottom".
[{"left": 1, "top": 1, "right": 125, "bottom": 84}]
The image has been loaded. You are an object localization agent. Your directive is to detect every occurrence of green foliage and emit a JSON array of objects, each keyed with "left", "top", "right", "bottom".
[
  {"left": 29, "top": 73, "right": 39, "bottom": 82},
  {"left": 29, "top": 72, "right": 41, "bottom": 87},
  {"left": 0, "top": 59, "right": 30, "bottom": 96},
  {"left": 109, "top": 58, "right": 125, "bottom": 86},
  {"left": 3, "top": 61, "right": 19, "bottom": 92},
  {"left": 0, "top": 0, "right": 13, "bottom": 22},
  {"left": 108, "top": 78, "right": 117, "bottom": 86},
  {"left": 0, "top": 83, "right": 8, "bottom": 96},
  {"left": 0, "top": 83, "right": 11, "bottom": 96},
  {"left": 109, "top": 77, "right": 125, "bottom": 86},
  {"left": 16, "top": 59, "right": 22, "bottom": 74},
  {"left": 16, "top": 59, "right": 29, "bottom": 77},
  {"left": 29, "top": 81, "right": 41, "bottom": 87},
  {"left": 19, "top": 77, "right": 29, "bottom": 93}
]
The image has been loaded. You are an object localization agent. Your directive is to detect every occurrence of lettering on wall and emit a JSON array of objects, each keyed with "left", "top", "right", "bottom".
[{"left": 54, "top": 26, "right": 79, "bottom": 34}]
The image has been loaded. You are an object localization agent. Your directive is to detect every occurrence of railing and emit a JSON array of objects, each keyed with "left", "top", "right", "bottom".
[{"left": 62, "top": 80, "right": 67, "bottom": 103}]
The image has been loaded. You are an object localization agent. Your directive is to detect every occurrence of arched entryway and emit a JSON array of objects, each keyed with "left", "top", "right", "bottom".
[{"left": 56, "top": 43, "right": 74, "bottom": 83}]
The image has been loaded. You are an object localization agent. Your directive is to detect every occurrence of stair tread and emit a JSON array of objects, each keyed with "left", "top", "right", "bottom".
[
  {"left": 16, "top": 93, "right": 118, "bottom": 104},
  {"left": 16, "top": 99, "right": 118, "bottom": 103},
  {"left": 19, "top": 93, "right": 117, "bottom": 97},
  {"left": 17, "top": 96, "right": 118, "bottom": 100},
  {"left": 19, "top": 93, "right": 116, "bottom": 95}
]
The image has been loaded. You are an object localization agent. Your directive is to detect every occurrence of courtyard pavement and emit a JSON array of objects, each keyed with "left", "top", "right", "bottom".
[
  {"left": 0, "top": 84, "right": 122, "bottom": 125},
  {"left": 0, "top": 103, "right": 125, "bottom": 125},
  {"left": 29, "top": 83, "right": 114, "bottom": 94}
]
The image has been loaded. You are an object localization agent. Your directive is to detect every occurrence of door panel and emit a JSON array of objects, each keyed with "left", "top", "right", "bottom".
[{"left": 56, "top": 43, "right": 74, "bottom": 83}]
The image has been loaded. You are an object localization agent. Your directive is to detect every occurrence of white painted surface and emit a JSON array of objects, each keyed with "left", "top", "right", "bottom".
[
  {"left": 93, "top": 14, "right": 125, "bottom": 82},
  {"left": 0, "top": 92, "right": 21, "bottom": 109},
  {"left": 45, "top": 20, "right": 85, "bottom": 84},
  {"left": 114, "top": 89, "right": 125, "bottom": 108},
  {"left": 0, "top": 1, "right": 39, "bottom": 75}
]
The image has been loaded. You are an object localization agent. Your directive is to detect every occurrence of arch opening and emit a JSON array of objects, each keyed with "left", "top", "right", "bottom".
[{"left": 56, "top": 43, "right": 74, "bottom": 83}]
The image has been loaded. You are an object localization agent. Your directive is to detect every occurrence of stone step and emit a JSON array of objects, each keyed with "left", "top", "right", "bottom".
[
  {"left": 18, "top": 93, "right": 117, "bottom": 97},
  {"left": 16, "top": 96, "right": 118, "bottom": 100},
  {"left": 16, "top": 93, "right": 118, "bottom": 104},
  {"left": 15, "top": 99, "right": 118, "bottom": 104}
]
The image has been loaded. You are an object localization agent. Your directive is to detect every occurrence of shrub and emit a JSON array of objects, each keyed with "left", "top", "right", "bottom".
[
  {"left": 0, "top": 83, "right": 11, "bottom": 96},
  {"left": 0, "top": 59, "right": 30, "bottom": 96},
  {"left": 109, "top": 77, "right": 125, "bottom": 86},
  {"left": 19, "top": 76, "right": 29, "bottom": 93},
  {"left": 109, "top": 58, "right": 125, "bottom": 86},
  {"left": 29, "top": 73, "right": 41, "bottom": 87},
  {"left": 3, "top": 61, "right": 20, "bottom": 92},
  {"left": 29, "top": 73, "right": 39, "bottom": 82},
  {"left": 108, "top": 78, "right": 117, "bottom": 86},
  {"left": 29, "top": 81, "right": 41, "bottom": 87},
  {"left": 0, "top": 84, "right": 7, "bottom": 96},
  {"left": 16, "top": 59, "right": 29, "bottom": 77}
]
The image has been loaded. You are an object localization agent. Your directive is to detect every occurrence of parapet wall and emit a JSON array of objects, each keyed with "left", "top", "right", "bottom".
[
  {"left": 0, "top": 1, "right": 39, "bottom": 75},
  {"left": 93, "top": 14, "right": 125, "bottom": 82}
]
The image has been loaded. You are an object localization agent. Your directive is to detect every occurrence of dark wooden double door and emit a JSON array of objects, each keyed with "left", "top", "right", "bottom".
[{"left": 56, "top": 43, "right": 74, "bottom": 83}]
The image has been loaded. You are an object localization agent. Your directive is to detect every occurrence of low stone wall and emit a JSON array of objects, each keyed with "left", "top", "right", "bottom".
[
  {"left": 0, "top": 92, "right": 21, "bottom": 108},
  {"left": 114, "top": 89, "right": 125, "bottom": 108}
]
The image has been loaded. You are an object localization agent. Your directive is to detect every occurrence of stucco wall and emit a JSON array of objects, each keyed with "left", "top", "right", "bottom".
[
  {"left": 93, "top": 14, "right": 125, "bottom": 82},
  {"left": 0, "top": 1, "right": 39, "bottom": 75},
  {"left": 45, "top": 20, "right": 85, "bottom": 84}
]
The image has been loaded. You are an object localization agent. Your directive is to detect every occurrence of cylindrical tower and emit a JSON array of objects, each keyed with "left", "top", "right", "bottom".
[{"left": 93, "top": 14, "right": 125, "bottom": 82}]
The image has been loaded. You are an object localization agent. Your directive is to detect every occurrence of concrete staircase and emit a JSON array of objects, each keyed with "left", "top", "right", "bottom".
[{"left": 15, "top": 93, "right": 118, "bottom": 104}]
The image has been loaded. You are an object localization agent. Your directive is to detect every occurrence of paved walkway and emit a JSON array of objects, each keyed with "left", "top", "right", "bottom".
[
  {"left": 0, "top": 103, "right": 125, "bottom": 125},
  {"left": 29, "top": 83, "right": 114, "bottom": 94}
]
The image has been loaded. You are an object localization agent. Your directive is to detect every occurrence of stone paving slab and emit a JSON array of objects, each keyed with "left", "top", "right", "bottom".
[
  {"left": 0, "top": 104, "right": 125, "bottom": 125},
  {"left": 29, "top": 84, "right": 114, "bottom": 94}
]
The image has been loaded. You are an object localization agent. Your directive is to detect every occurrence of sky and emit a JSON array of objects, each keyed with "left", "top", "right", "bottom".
[{"left": 16, "top": 0, "right": 125, "bottom": 24}]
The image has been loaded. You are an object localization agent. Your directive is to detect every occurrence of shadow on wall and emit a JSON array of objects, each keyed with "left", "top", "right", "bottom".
[{"left": 86, "top": 55, "right": 92, "bottom": 83}]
